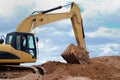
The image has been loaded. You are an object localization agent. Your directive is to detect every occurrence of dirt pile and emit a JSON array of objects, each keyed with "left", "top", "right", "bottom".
[
  {"left": 0, "top": 56, "right": 120, "bottom": 80},
  {"left": 40, "top": 56, "right": 120, "bottom": 80}
]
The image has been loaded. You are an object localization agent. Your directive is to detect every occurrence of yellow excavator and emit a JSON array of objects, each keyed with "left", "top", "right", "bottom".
[{"left": 0, "top": 2, "right": 89, "bottom": 79}]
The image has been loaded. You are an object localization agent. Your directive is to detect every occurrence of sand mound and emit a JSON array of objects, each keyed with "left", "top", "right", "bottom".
[
  {"left": 41, "top": 56, "right": 120, "bottom": 80},
  {"left": 0, "top": 56, "right": 120, "bottom": 80}
]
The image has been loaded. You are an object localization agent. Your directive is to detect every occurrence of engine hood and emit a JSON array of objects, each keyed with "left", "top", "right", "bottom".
[{"left": 0, "top": 44, "right": 12, "bottom": 53}]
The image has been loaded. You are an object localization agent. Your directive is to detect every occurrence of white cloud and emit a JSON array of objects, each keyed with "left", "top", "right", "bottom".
[
  {"left": 37, "top": 56, "right": 65, "bottom": 63},
  {"left": 88, "top": 43, "right": 120, "bottom": 57},
  {"left": 86, "top": 27, "right": 120, "bottom": 38},
  {"left": 0, "top": 0, "right": 34, "bottom": 17},
  {"left": 79, "top": 0, "right": 120, "bottom": 30},
  {"left": 35, "top": 40, "right": 67, "bottom": 64},
  {"left": 80, "top": 0, "right": 120, "bottom": 15},
  {"left": 53, "top": 29, "right": 74, "bottom": 37},
  {"left": 100, "top": 44, "right": 120, "bottom": 56}
]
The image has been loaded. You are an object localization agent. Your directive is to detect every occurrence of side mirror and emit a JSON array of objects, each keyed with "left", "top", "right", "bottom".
[
  {"left": 36, "top": 37, "right": 39, "bottom": 42},
  {"left": 0, "top": 39, "right": 4, "bottom": 44}
]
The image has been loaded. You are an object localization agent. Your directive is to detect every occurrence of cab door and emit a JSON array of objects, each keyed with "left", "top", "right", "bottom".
[{"left": 21, "top": 34, "right": 37, "bottom": 59}]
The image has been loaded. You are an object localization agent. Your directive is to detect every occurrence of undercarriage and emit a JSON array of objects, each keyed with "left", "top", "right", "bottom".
[{"left": 0, "top": 65, "right": 45, "bottom": 79}]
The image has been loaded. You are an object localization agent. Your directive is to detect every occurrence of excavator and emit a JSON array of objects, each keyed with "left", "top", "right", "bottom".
[{"left": 0, "top": 2, "right": 89, "bottom": 79}]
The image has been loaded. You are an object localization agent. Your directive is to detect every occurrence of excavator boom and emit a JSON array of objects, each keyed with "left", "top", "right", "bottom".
[{"left": 16, "top": 2, "right": 85, "bottom": 49}]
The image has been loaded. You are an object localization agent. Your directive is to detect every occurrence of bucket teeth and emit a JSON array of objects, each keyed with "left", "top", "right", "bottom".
[{"left": 61, "top": 44, "right": 89, "bottom": 64}]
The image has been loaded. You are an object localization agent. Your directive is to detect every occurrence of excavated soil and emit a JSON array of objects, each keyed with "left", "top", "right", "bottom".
[{"left": 0, "top": 56, "right": 120, "bottom": 80}]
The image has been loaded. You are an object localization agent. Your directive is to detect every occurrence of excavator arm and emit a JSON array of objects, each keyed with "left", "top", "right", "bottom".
[{"left": 16, "top": 2, "right": 85, "bottom": 49}]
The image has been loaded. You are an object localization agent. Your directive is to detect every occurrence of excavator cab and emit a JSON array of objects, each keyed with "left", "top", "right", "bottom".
[{"left": 5, "top": 32, "right": 37, "bottom": 59}]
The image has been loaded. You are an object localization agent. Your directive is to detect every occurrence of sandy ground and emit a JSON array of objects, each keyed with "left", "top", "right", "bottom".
[{"left": 0, "top": 56, "right": 120, "bottom": 80}]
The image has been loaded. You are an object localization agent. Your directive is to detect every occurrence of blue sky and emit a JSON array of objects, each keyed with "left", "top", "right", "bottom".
[{"left": 0, "top": 0, "right": 120, "bottom": 65}]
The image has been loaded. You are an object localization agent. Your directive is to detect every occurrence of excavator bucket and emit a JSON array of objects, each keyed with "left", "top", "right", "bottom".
[{"left": 61, "top": 44, "right": 89, "bottom": 64}]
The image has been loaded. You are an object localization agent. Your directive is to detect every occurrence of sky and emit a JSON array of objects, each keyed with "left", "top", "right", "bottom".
[{"left": 0, "top": 0, "right": 120, "bottom": 65}]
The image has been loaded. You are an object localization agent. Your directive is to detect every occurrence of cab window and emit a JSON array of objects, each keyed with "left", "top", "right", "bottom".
[
  {"left": 22, "top": 35, "right": 36, "bottom": 57},
  {"left": 6, "top": 35, "right": 13, "bottom": 44}
]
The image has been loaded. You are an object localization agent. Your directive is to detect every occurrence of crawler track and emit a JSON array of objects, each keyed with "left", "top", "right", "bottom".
[{"left": 0, "top": 65, "right": 45, "bottom": 79}]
